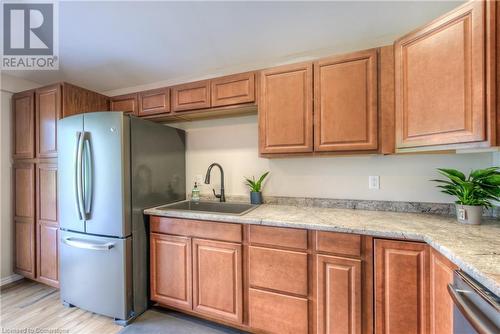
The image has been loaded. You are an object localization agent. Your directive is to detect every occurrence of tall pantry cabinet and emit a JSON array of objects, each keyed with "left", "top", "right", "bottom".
[{"left": 11, "top": 83, "right": 109, "bottom": 287}]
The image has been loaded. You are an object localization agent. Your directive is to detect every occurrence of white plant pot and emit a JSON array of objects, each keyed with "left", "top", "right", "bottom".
[{"left": 455, "top": 204, "right": 483, "bottom": 225}]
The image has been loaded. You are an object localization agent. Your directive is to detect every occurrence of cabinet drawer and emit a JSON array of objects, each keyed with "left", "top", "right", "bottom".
[
  {"left": 249, "top": 246, "right": 308, "bottom": 296},
  {"left": 150, "top": 216, "right": 242, "bottom": 243},
  {"left": 211, "top": 72, "right": 255, "bottom": 107},
  {"left": 315, "top": 231, "right": 361, "bottom": 257},
  {"left": 249, "top": 288, "right": 308, "bottom": 334},
  {"left": 249, "top": 225, "right": 308, "bottom": 250}
]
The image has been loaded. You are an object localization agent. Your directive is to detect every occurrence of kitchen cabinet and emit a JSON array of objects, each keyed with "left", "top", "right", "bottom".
[
  {"left": 430, "top": 248, "right": 457, "bottom": 334},
  {"left": 395, "top": 1, "right": 489, "bottom": 150},
  {"left": 12, "top": 90, "right": 35, "bottom": 159},
  {"left": 36, "top": 85, "right": 61, "bottom": 159},
  {"left": 138, "top": 88, "right": 170, "bottom": 116},
  {"left": 171, "top": 80, "right": 211, "bottom": 112},
  {"left": 259, "top": 62, "right": 313, "bottom": 154},
  {"left": 314, "top": 49, "right": 378, "bottom": 152},
  {"left": 150, "top": 233, "right": 192, "bottom": 311},
  {"left": 211, "top": 72, "right": 256, "bottom": 107},
  {"left": 61, "top": 83, "right": 109, "bottom": 118},
  {"left": 110, "top": 93, "right": 138, "bottom": 115},
  {"left": 374, "top": 239, "right": 429, "bottom": 334},
  {"left": 13, "top": 162, "right": 36, "bottom": 278},
  {"left": 36, "top": 163, "right": 59, "bottom": 287},
  {"left": 192, "top": 238, "right": 242, "bottom": 324},
  {"left": 316, "top": 254, "right": 362, "bottom": 334}
]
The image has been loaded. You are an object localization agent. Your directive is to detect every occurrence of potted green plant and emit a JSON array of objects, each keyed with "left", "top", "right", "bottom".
[
  {"left": 245, "top": 172, "right": 269, "bottom": 205},
  {"left": 432, "top": 167, "right": 500, "bottom": 225}
]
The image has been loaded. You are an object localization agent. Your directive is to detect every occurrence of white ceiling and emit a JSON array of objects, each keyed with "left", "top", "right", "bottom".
[{"left": 4, "top": 1, "right": 462, "bottom": 95}]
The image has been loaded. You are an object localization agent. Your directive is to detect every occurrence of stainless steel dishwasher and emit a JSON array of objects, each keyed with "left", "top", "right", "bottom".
[{"left": 448, "top": 271, "right": 499, "bottom": 334}]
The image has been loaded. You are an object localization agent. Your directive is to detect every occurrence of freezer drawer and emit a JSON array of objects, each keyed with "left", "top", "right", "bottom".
[{"left": 60, "top": 230, "right": 132, "bottom": 320}]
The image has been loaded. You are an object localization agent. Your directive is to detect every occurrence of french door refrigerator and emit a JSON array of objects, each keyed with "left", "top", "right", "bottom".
[{"left": 58, "top": 112, "right": 185, "bottom": 324}]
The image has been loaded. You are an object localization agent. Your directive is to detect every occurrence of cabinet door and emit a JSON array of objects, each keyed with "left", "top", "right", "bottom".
[
  {"left": 36, "top": 163, "right": 59, "bottom": 287},
  {"left": 36, "top": 85, "right": 61, "bottom": 158},
  {"left": 211, "top": 72, "right": 255, "bottom": 107},
  {"left": 316, "top": 255, "right": 362, "bottom": 334},
  {"left": 395, "top": 1, "right": 486, "bottom": 148},
  {"left": 171, "top": 80, "right": 211, "bottom": 112},
  {"left": 192, "top": 238, "right": 243, "bottom": 324},
  {"left": 12, "top": 91, "right": 35, "bottom": 159},
  {"left": 110, "top": 93, "right": 138, "bottom": 115},
  {"left": 13, "top": 163, "right": 36, "bottom": 278},
  {"left": 138, "top": 88, "right": 170, "bottom": 116},
  {"left": 374, "top": 239, "right": 429, "bottom": 334},
  {"left": 314, "top": 49, "right": 378, "bottom": 152},
  {"left": 150, "top": 233, "right": 192, "bottom": 310},
  {"left": 259, "top": 62, "right": 313, "bottom": 154},
  {"left": 430, "top": 249, "right": 457, "bottom": 334}
]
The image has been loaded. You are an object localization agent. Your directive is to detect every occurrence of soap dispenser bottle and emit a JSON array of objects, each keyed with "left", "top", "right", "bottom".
[{"left": 191, "top": 182, "right": 200, "bottom": 202}]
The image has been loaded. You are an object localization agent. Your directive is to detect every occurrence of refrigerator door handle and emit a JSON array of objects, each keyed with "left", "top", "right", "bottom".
[
  {"left": 74, "top": 132, "right": 84, "bottom": 220},
  {"left": 76, "top": 131, "right": 86, "bottom": 220},
  {"left": 62, "top": 237, "right": 115, "bottom": 251},
  {"left": 83, "top": 133, "right": 93, "bottom": 216}
]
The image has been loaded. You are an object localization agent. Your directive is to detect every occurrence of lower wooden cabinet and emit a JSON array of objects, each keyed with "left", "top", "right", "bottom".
[
  {"left": 316, "top": 254, "right": 362, "bottom": 334},
  {"left": 430, "top": 249, "right": 457, "bottom": 334},
  {"left": 36, "top": 222, "right": 59, "bottom": 286},
  {"left": 14, "top": 219, "right": 36, "bottom": 278},
  {"left": 374, "top": 239, "right": 430, "bottom": 334}
]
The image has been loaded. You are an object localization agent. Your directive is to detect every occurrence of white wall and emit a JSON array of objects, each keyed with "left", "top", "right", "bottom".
[
  {"left": 0, "top": 74, "right": 40, "bottom": 282},
  {"left": 171, "top": 115, "right": 496, "bottom": 203}
]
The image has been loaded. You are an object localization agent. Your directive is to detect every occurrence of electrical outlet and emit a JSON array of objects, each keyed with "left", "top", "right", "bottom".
[
  {"left": 194, "top": 174, "right": 203, "bottom": 184},
  {"left": 369, "top": 176, "right": 380, "bottom": 190}
]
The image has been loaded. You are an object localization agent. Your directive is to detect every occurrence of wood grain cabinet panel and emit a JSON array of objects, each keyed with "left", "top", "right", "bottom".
[
  {"left": 374, "top": 239, "right": 430, "bottom": 334},
  {"left": 211, "top": 72, "right": 255, "bottom": 107},
  {"left": 316, "top": 231, "right": 361, "bottom": 257},
  {"left": 14, "top": 163, "right": 35, "bottom": 219},
  {"left": 259, "top": 62, "right": 313, "bottom": 154},
  {"left": 395, "top": 1, "right": 486, "bottom": 148},
  {"left": 316, "top": 255, "right": 362, "bottom": 334},
  {"left": 110, "top": 93, "right": 138, "bottom": 115},
  {"left": 61, "top": 83, "right": 109, "bottom": 118},
  {"left": 12, "top": 91, "right": 35, "bottom": 159},
  {"left": 430, "top": 249, "right": 457, "bottom": 334},
  {"left": 138, "top": 88, "right": 170, "bottom": 116},
  {"left": 314, "top": 49, "right": 378, "bottom": 152},
  {"left": 15, "top": 220, "right": 35, "bottom": 278},
  {"left": 36, "top": 223, "right": 59, "bottom": 287},
  {"left": 192, "top": 238, "right": 243, "bottom": 324},
  {"left": 36, "top": 85, "right": 61, "bottom": 158},
  {"left": 249, "top": 288, "right": 308, "bottom": 334},
  {"left": 36, "top": 163, "right": 58, "bottom": 223},
  {"left": 249, "top": 225, "right": 308, "bottom": 250},
  {"left": 249, "top": 246, "right": 308, "bottom": 296},
  {"left": 172, "top": 80, "right": 211, "bottom": 112},
  {"left": 150, "top": 233, "right": 192, "bottom": 310}
]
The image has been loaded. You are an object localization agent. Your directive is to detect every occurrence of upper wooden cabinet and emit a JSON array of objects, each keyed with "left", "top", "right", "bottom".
[
  {"left": 259, "top": 62, "right": 313, "bottom": 154},
  {"left": 61, "top": 83, "right": 109, "bottom": 118},
  {"left": 171, "top": 80, "right": 211, "bottom": 112},
  {"left": 110, "top": 93, "right": 138, "bottom": 115},
  {"left": 314, "top": 49, "right": 378, "bottom": 152},
  {"left": 138, "top": 88, "right": 170, "bottom": 117},
  {"left": 211, "top": 72, "right": 256, "bottom": 107},
  {"left": 395, "top": 1, "right": 488, "bottom": 149},
  {"left": 375, "top": 239, "right": 429, "bottom": 334},
  {"left": 36, "top": 85, "right": 61, "bottom": 159},
  {"left": 12, "top": 91, "right": 35, "bottom": 159}
]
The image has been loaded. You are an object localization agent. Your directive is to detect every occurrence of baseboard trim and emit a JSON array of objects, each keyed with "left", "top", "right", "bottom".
[{"left": 1, "top": 273, "right": 23, "bottom": 286}]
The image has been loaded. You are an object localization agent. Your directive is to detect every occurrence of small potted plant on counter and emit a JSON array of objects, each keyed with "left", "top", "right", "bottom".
[
  {"left": 432, "top": 167, "right": 500, "bottom": 225},
  {"left": 245, "top": 171, "right": 269, "bottom": 205}
]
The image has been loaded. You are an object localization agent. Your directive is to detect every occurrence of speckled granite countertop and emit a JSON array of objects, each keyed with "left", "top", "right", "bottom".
[{"left": 144, "top": 203, "right": 500, "bottom": 296}]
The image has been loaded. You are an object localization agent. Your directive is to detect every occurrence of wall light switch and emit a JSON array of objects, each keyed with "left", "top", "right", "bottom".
[{"left": 369, "top": 176, "right": 380, "bottom": 190}]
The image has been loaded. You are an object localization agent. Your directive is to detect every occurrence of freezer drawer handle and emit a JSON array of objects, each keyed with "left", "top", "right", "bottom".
[
  {"left": 62, "top": 237, "right": 115, "bottom": 251},
  {"left": 447, "top": 284, "right": 499, "bottom": 334}
]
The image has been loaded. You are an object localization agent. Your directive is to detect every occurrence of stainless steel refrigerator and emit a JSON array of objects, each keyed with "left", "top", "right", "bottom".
[{"left": 58, "top": 112, "right": 185, "bottom": 325}]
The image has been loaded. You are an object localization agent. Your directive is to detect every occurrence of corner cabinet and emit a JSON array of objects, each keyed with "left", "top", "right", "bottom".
[
  {"left": 395, "top": 1, "right": 495, "bottom": 150},
  {"left": 259, "top": 62, "right": 314, "bottom": 154}
]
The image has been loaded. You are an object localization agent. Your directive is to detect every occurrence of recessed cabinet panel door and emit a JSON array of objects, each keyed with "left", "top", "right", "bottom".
[
  {"left": 316, "top": 255, "right": 362, "bottom": 334},
  {"left": 36, "top": 84, "right": 61, "bottom": 158},
  {"left": 314, "top": 49, "right": 378, "bottom": 151},
  {"left": 395, "top": 1, "right": 486, "bottom": 148},
  {"left": 192, "top": 238, "right": 243, "bottom": 324},
  {"left": 15, "top": 219, "right": 35, "bottom": 278},
  {"left": 111, "top": 93, "right": 138, "bottom": 115},
  {"left": 375, "top": 239, "right": 429, "bottom": 334},
  {"left": 430, "top": 249, "right": 457, "bottom": 334},
  {"left": 171, "top": 80, "right": 211, "bottom": 112},
  {"left": 259, "top": 63, "right": 313, "bottom": 154},
  {"left": 150, "top": 233, "right": 192, "bottom": 310},
  {"left": 14, "top": 163, "right": 35, "bottom": 219},
  {"left": 37, "top": 163, "right": 58, "bottom": 223},
  {"left": 12, "top": 91, "right": 35, "bottom": 159},
  {"left": 138, "top": 88, "right": 170, "bottom": 116},
  {"left": 37, "top": 223, "right": 59, "bottom": 287},
  {"left": 211, "top": 72, "right": 255, "bottom": 107}
]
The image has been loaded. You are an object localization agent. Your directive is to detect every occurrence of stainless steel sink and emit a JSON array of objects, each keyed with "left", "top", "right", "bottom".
[{"left": 157, "top": 200, "right": 259, "bottom": 216}]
